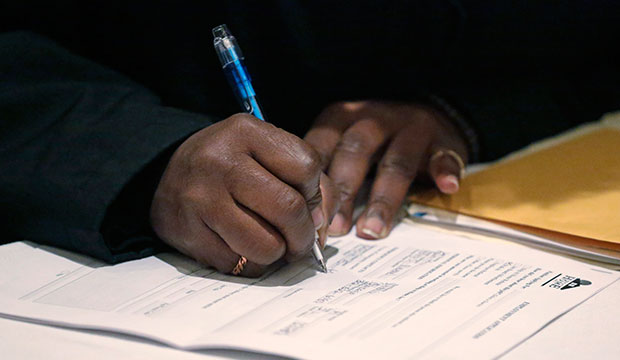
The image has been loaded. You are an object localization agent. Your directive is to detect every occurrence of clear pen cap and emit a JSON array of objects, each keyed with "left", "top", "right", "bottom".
[{"left": 213, "top": 24, "right": 243, "bottom": 67}]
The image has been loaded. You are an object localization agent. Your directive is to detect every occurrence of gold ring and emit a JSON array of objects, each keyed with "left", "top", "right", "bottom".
[
  {"left": 231, "top": 256, "right": 247, "bottom": 276},
  {"left": 430, "top": 149, "right": 466, "bottom": 179}
]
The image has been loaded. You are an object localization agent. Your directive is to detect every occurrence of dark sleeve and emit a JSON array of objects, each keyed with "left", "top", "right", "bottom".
[
  {"left": 0, "top": 31, "right": 212, "bottom": 262},
  {"left": 435, "top": 65, "right": 620, "bottom": 162}
]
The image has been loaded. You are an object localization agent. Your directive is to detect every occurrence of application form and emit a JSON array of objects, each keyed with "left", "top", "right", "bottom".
[{"left": 0, "top": 224, "right": 616, "bottom": 359}]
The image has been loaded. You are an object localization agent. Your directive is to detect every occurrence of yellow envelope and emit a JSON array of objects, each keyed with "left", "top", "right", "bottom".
[{"left": 413, "top": 127, "right": 620, "bottom": 244}]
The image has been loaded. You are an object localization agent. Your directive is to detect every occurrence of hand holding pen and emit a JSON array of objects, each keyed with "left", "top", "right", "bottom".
[
  {"left": 212, "top": 24, "right": 331, "bottom": 272},
  {"left": 149, "top": 26, "right": 339, "bottom": 277}
]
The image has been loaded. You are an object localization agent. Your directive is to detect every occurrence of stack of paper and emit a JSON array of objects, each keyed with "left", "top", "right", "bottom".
[
  {"left": 412, "top": 123, "right": 620, "bottom": 265},
  {"left": 0, "top": 223, "right": 618, "bottom": 359}
]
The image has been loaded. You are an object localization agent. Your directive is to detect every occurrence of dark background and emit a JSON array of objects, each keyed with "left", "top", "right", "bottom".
[
  {"left": 2, "top": 0, "right": 620, "bottom": 160},
  {"left": 1, "top": 0, "right": 619, "bottom": 262}
]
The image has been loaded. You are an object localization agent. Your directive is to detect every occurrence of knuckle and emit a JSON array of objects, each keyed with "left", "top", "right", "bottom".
[
  {"left": 336, "top": 131, "right": 374, "bottom": 157},
  {"left": 330, "top": 100, "right": 366, "bottom": 112},
  {"left": 325, "top": 101, "right": 348, "bottom": 114},
  {"left": 296, "top": 147, "right": 322, "bottom": 180},
  {"left": 370, "top": 194, "right": 399, "bottom": 211},
  {"left": 179, "top": 187, "right": 206, "bottom": 208},
  {"left": 335, "top": 182, "right": 356, "bottom": 203},
  {"left": 188, "top": 138, "right": 236, "bottom": 170},
  {"left": 276, "top": 189, "right": 307, "bottom": 218},
  {"left": 379, "top": 154, "right": 418, "bottom": 179},
  {"left": 318, "top": 101, "right": 364, "bottom": 124},
  {"left": 229, "top": 113, "right": 261, "bottom": 134},
  {"left": 198, "top": 149, "right": 229, "bottom": 170},
  {"left": 228, "top": 112, "right": 255, "bottom": 124}
]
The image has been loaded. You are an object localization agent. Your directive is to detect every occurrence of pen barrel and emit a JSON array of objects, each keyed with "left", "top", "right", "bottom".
[
  {"left": 222, "top": 61, "right": 265, "bottom": 120},
  {"left": 213, "top": 24, "right": 265, "bottom": 121},
  {"left": 311, "top": 238, "right": 323, "bottom": 260}
]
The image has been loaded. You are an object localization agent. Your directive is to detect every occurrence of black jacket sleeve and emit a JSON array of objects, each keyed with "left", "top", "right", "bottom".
[{"left": 0, "top": 31, "right": 211, "bottom": 262}]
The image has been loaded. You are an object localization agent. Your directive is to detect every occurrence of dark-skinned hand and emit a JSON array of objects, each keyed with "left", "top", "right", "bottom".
[
  {"left": 304, "top": 101, "right": 468, "bottom": 240},
  {"left": 150, "top": 114, "right": 339, "bottom": 277}
]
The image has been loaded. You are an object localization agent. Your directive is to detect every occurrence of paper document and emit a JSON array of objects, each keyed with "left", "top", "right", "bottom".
[
  {"left": 0, "top": 224, "right": 617, "bottom": 359},
  {"left": 406, "top": 203, "right": 620, "bottom": 266}
]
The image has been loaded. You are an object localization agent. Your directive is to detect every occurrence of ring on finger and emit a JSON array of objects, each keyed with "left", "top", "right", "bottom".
[
  {"left": 429, "top": 149, "right": 466, "bottom": 179},
  {"left": 231, "top": 256, "right": 248, "bottom": 276}
]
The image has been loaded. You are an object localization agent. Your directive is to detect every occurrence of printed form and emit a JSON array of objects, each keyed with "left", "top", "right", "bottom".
[{"left": 0, "top": 224, "right": 617, "bottom": 359}]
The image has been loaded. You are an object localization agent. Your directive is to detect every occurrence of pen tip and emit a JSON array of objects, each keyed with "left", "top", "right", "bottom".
[{"left": 320, "top": 260, "right": 328, "bottom": 273}]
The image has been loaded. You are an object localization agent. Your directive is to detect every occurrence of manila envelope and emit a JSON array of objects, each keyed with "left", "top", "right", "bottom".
[{"left": 412, "top": 127, "right": 620, "bottom": 247}]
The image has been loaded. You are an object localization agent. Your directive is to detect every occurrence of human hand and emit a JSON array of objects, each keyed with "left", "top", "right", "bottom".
[
  {"left": 150, "top": 114, "right": 339, "bottom": 277},
  {"left": 304, "top": 101, "right": 468, "bottom": 240}
]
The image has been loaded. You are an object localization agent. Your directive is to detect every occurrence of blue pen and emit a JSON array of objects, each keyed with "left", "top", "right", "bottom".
[{"left": 212, "top": 24, "right": 327, "bottom": 273}]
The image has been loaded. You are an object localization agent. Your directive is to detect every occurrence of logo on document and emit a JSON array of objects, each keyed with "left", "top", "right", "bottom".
[{"left": 543, "top": 274, "right": 592, "bottom": 290}]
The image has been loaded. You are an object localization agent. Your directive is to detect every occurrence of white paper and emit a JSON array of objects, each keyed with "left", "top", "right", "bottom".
[
  {"left": 0, "top": 223, "right": 617, "bottom": 359},
  {"left": 406, "top": 203, "right": 620, "bottom": 266}
]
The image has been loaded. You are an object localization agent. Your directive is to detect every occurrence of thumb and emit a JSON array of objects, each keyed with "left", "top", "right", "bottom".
[{"left": 428, "top": 148, "right": 467, "bottom": 194}]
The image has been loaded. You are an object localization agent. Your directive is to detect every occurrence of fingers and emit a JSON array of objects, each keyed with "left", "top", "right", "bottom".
[
  {"left": 206, "top": 196, "right": 289, "bottom": 263},
  {"left": 152, "top": 114, "right": 336, "bottom": 277},
  {"left": 356, "top": 121, "right": 433, "bottom": 239},
  {"left": 225, "top": 156, "right": 318, "bottom": 262},
  {"left": 425, "top": 107, "right": 469, "bottom": 195},
  {"left": 304, "top": 125, "right": 348, "bottom": 170},
  {"left": 317, "top": 172, "right": 340, "bottom": 247},
  {"left": 428, "top": 148, "right": 467, "bottom": 194},
  {"left": 326, "top": 118, "right": 390, "bottom": 236},
  {"left": 153, "top": 200, "right": 267, "bottom": 277},
  {"left": 186, "top": 225, "right": 268, "bottom": 278},
  {"left": 229, "top": 114, "right": 330, "bottom": 259},
  {"left": 303, "top": 104, "right": 354, "bottom": 169},
  {"left": 235, "top": 115, "right": 324, "bottom": 210}
]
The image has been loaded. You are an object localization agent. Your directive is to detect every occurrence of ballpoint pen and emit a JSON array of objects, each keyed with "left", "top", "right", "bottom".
[{"left": 212, "top": 24, "right": 328, "bottom": 273}]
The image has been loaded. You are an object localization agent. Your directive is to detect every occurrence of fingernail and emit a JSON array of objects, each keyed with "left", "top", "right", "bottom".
[
  {"left": 440, "top": 174, "right": 459, "bottom": 194},
  {"left": 328, "top": 213, "right": 347, "bottom": 236},
  {"left": 361, "top": 214, "right": 387, "bottom": 239},
  {"left": 311, "top": 206, "right": 325, "bottom": 230}
]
